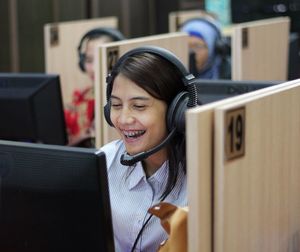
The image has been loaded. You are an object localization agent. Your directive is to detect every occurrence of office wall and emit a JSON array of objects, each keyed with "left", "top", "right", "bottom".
[
  {"left": 17, "top": 0, "right": 54, "bottom": 72},
  {"left": 0, "top": 0, "right": 87, "bottom": 72}
]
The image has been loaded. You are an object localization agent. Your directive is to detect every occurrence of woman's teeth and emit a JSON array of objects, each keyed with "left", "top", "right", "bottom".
[{"left": 123, "top": 130, "right": 145, "bottom": 138}]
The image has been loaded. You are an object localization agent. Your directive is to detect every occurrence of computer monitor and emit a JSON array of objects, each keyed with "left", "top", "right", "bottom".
[
  {"left": 288, "top": 32, "right": 300, "bottom": 80},
  {"left": 0, "top": 140, "right": 115, "bottom": 252},
  {"left": 230, "top": 0, "right": 300, "bottom": 33},
  {"left": 0, "top": 73, "right": 67, "bottom": 145},
  {"left": 195, "top": 79, "right": 281, "bottom": 104}
]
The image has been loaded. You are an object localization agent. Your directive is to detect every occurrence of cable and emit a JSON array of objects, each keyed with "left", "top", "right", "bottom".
[
  {"left": 130, "top": 192, "right": 170, "bottom": 252},
  {"left": 130, "top": 213, "right": 154, "bottom": 252}
]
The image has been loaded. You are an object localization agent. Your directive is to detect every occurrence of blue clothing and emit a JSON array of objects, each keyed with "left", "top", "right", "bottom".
[
  {"left": 181, "top": 18, "right": 223, "bottom": 79},
  {"left": 99, "top": 139, "right": 187, "bottom": 252}
]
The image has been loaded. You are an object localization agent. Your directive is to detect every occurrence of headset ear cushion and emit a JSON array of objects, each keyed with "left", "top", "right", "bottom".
[
  {"left": 104, "top": 102, "right": 114, "bottom": 127},
  {"left": 167, "top": 91, "right": 190, "bottom": 133},
  {"left": 215, "top": 37, "right": 231, "bottom": 57},
  {"left": 79, "top": 53, "right": 86, "bottom": 72}
]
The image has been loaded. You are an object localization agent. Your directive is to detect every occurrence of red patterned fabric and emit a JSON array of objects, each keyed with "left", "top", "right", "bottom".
[{"left": 64, "top": 85, "right": 95, "bottom": 145}]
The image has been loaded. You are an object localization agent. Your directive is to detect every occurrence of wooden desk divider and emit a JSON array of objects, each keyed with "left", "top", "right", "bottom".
[
  {"left": 44, "top": 17, "right": 118, "bottom": 105},
  {"left": 94, "top": 32, "right": 189, "bottom": 147},
  {"left": 213, "top": 79, "right": 300, "bottom": 252},
  {"left": 231, "top": 17, "right": 290, "bottom": 81},
  {"left": 186, "top": 78, "right": 300, "bottom": 252}
]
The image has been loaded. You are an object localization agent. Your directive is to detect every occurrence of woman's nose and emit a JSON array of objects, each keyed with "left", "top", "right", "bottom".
[{"left": 118, "top": 108, "right": 135, "bottom": 125}]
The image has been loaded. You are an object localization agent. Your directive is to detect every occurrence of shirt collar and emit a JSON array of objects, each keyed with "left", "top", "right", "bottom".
[
  {"left": 126, "top": 161, "right": 185, "bottom": 201},
  {"left": 127, "top": 161, "right": 168, "bottom": 191}
]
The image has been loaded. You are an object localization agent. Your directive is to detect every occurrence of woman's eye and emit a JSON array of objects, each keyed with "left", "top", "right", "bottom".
[
  {"left": 133, "top": 105, "right": 146, "bottom": 110},
  {"left": 111, "top": 104, "right": 122, "bottom": 109}
]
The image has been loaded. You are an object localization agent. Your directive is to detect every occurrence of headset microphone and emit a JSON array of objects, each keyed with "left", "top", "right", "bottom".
[{"left": 120, "top": 128, "right": 176, "bottom": 166}]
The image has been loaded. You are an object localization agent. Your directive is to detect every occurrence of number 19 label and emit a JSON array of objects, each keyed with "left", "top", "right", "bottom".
[{"left": 225, "top": 107, "right": 245, "bottom": 160}]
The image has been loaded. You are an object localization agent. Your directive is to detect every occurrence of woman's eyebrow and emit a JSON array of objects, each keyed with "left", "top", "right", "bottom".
[
  {"left": 111, "top": 95, "right": 151, "bottom": 101},
  {"left": 110, "top": 95, "right": 121, "bottom": 100},
  {"left": 130, "top": 96, "right": 151, "bottom": 101}
]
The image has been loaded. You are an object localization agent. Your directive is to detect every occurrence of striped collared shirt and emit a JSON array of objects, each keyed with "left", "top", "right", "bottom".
[{"left": 99, "top": 139, "right": 187, "bottom": 252}]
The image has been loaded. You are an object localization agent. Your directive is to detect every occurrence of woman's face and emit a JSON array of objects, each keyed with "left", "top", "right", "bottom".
[
  {"left": 188, "top": 36, "right": 209, "bottom": 72},
  {"left": 110, "top": 74, "right": 168, "bottom": 157},
  {"left": 84, "top": 36, "right": 112, "bottom": 80}
]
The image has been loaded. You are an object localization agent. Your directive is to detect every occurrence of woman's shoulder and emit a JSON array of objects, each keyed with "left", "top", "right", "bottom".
[
  {"left": 99, "top": 139, "right": 123, "bottom": 152},
  {"left": 97, "top": 139, "right": 125, "bottom": 167}
]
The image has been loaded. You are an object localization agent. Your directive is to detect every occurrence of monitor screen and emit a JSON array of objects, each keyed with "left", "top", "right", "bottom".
[
  {"left": 230, "top": 0, "right": 300, "bottom": 33},
  {"left": 288, "top": 32, "right": 300, "bottom": 80},
  {"left": 0, "top": 140, "right": 115, "bottom": 252},
  {"left": 231, "top": 0, "right": 280, "bottom": 23},
  {"left": 195, "top": 79, "right": 281, "bottom": 104},
  {"left": 0, "top": 73, "right": 67, "bottom": 145}
]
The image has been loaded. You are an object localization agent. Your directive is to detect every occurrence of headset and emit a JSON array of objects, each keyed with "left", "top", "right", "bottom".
[
  {"left": 104, "top": 46, "right": 198, "bottom": 251},
  {"left": 103, "top": 46, "right": 198, "bottom": 166},
  {"left": 180, "top": 17, "right": 231, "bottom": 77},
  {"left": 77, "top": 27, "right": 125, "bottom": 72},
  {"left": 181, "top": 17, "right": 230, "bottom": 57}
]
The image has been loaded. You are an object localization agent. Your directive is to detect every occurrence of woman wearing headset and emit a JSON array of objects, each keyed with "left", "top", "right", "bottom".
[
  {"left": 64, "top": 28, "right": 125, "bottom": 147},
  {"left": 99, "top": 46, "right": 197, "bottom": 252},
  {"left": 180, "top": 17, "right": 231, "bottom": 79}
]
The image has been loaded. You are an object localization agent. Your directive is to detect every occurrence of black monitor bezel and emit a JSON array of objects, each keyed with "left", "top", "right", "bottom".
[
  {"left": 195, "top": 79, "right": 281, "bottom": 104},
  {"left": 0, "top": 73, "right": 67, "bottom": 145},
  {"left": 0, "top": 140, "right": 114, "bottom": 252}
]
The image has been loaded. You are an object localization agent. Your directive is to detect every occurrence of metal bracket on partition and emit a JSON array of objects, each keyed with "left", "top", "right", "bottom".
[
  {"left": 106, "top": 46, "right": 119, "bottom": 74},
  {"left": 242, "top": 27, "right": 248, "bottom": 49},
  {"left": 49, "top": 25, "right": 59, "bottom": 47}
]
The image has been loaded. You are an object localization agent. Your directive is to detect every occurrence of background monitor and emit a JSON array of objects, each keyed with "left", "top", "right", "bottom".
[
  {"left": 0, "top": 140, "right": 114, "bottom": 252},
  {"left": 195, "top": 79, "right": 281, "bottom": 104},
  {"left": 0, "top": 73, "right": 67, "bottom": 145},
  {"left": 288, "top": 32, "right": 300, "bottom": 80},
  {"left": 230, "top": 0, "right": 300, "bottom": 33}
]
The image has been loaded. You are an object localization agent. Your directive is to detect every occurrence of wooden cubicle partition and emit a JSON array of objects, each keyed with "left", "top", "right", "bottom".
[
  {"left": 168, "top": 9, "right": 216, "bottom": 32},
  {"left": 94, "top": 32, "right": 189, "bottom": 147},
  {"left": 213, "top": 79, "right": 300, "bottom": 252},
  {"left": 186, "top": 78, "right": 300, "bottom": 252},
  {"left": 231, "top": 17, "right": 290, "bottom": 81},
  {"left": 186, "top": 84, "right": 281, "bottom": 252},
  {"left": 44, "top": 17, "right": 118, "bottom": 105}
]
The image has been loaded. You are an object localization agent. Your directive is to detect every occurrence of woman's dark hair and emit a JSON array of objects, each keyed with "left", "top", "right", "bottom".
[{"left": 112, "top": 52, "right": 187, "bottom": 199}]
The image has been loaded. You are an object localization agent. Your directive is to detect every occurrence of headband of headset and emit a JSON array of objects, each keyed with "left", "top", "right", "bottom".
[
  {"left": 78, "top": 27, "right": 125, "bottom": 54},
  {"left": 180, "top": 17, "right": 222, "bottom": 41},
  {"left": 106, "top": 45, "right": 195, "bottom": 100},
  {"left": 78, "top": 27, "right": 125, "bottom": 72}
]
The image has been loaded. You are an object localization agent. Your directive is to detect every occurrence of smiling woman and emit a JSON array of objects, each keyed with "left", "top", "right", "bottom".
[
  {"left": 64, "top": 27, "right": 125, "bottom": 147},
  {"left": 99, "top": 46, "right": 198, "bottom": 252},
  {"left": 111, "top": 73, "right": 168, "bottom": 176}
]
